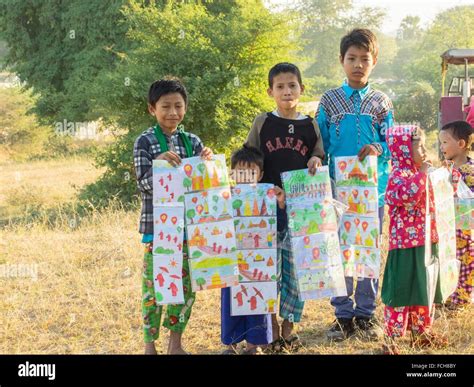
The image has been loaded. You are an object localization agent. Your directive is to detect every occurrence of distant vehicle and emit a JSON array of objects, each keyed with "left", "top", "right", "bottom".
[{"left": 439, "top": 49, "right": 474, "bottom": 129}]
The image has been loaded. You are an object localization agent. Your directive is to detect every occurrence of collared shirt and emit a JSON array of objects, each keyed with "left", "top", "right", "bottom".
[
  {"left": 316, "top": 81, "right": 394, "bottom": 206},
  {"left": 133, "top": 126, "right": 204, "bottom": 236}
]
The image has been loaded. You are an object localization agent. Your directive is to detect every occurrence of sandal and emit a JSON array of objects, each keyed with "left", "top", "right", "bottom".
[
  {"left": 283, "top": 334, "right": 303, "bottom": 352},
  {"left": 381, "top": 343, "right": 399, "bottom": 355},
  {"left": 411, "top": 332, "right": 448, "bottom": 349},
  {"left": 221, "top": 346, "right": 239, "bottom": 355},
  {"left": 241, "top": 346, "right": 262, "bottom": 355},
  {"left": 263, "top": 337, "right": 285, "bottom": 354}
]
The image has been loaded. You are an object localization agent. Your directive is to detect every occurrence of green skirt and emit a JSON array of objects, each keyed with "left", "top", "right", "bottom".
[{"left": 381, "top": 244, "right": 443, "bottom": 307}]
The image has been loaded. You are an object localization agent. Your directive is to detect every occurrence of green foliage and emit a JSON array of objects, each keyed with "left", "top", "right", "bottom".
[
  {"left": 383, "top": 6, "right": 474, "bottom": 133},
  {"left": 397, "top": 15, "right": 422, "bottom": 41},
  {"left": 3, "top": 0, "right": 473, "bottom": 210},
  {"left": 0, "top": 0, "right": 130, "bottom": 124},
  {"left": 397, "top": 6, "right": 474, "bottom": 93},
  {"left": 392, "top": 81, "right": 438, "bottom": 131},
  {"left": 78, "top": 129, "right": 139, "bottom": 207},
  {"left": 0, "top": 87, "right": 50, "bottom": 160},
  {"left": 81, "top": 0, "right": 291, "bottom": 207},
  {"left": 295, "top": 0, "right": 386, "bottom": 93}
]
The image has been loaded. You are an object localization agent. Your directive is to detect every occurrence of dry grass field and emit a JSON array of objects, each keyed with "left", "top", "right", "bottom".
[{"left": 0, "top": 156, "right": 472, "bottom": 355}]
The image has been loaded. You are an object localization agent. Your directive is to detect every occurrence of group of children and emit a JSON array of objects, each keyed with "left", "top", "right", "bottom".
[{"left": 133, "top": 28, "right": 474, "bottom": 355}]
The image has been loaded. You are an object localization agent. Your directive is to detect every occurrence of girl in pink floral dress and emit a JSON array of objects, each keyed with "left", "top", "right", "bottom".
[
  {"left": 381, "top": 125, "right": 445, "bottom": 354},
  {"left": 439, "top": 120, "right": 474, "bottom": 308}
]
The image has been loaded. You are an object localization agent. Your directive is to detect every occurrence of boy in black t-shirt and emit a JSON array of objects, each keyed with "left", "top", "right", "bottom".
[{"left": 245, "top": 62, "right": 324, "bottom": 351}]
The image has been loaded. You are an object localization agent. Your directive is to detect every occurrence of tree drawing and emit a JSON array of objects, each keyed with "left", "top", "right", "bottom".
[
  {"left": 183, "top": 177, "right": 192, "bottom": 192},
  {"left": 341, "top": 232, "right": 348, "bottom": 245},
  {"left": 233, "top": 199, "right": 243, "bottom": 216},
  {"left": 195, "top": 277, "right": 206, "bottom": 290},
  {"left": 268, "top": 218, "right": 276, "bottom": 230},
  {"left": 367, "top": 166, "right": 374, "bottom": 181},
  {"left": 186, "top": 209, "right": 196, "bottom": 224}
]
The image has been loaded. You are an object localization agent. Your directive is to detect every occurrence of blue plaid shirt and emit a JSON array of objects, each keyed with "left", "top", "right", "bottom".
[{"left": 316, "top": 81, "right": 394, "bottom": 206}]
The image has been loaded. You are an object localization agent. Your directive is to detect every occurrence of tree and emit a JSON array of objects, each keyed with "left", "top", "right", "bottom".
[
  {"left": 268, "top": 218, "right": 276, "bottom": 230},
  {"left": 367, "top": 166, "right": 374, "bottom": 180},
  {"left": 403, "top": 6, "right": 474, "bottom": 94},
  {"left": 233, "top": 199, "right": 243, "bottom": 217},
  {"left": 195, "top": 277, "right": 206, "bottom": 290},
  {"left": 186, "top": 209, "right": 196, "bottom": 224},
  {"left": 1, "top": 1, "right": 292, "bottom": 207},
  {"left": 82, "top": 0, "right": 291, "bottom": 207},
  {"left": 397, "top": 16, "right": 422, "bottom": 41},
  {"left": 0, "top": 0, "right": 130, "bottom": 123},
  {"left": 294, "top": 0, "right": 386, "bottom": 94},
  {"left": 392, "top": 81, "right": 438, "bottom": 131},
  {"left": 183, "top": 177, "right": 192, "bottom": 192},
  {"left": 341, "top": 232, "right": 348, "bottom": 245},
  {"left": 0, "top": 87, "right": 50, "bottom": 160}
]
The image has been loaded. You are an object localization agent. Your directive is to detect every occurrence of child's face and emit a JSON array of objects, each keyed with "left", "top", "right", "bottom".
[
  {"left": 439, "top": 130, "right": 466, "bottom": 160},
  {"left": 411, "top": 138, "right": 427, "bottom": 168},
  {"left": 267, "top": 72, "right": 304, "bottom": 111},
  {"left": 148, "top": 92, "right": 186, "bottom": 133},
  {"left": 232, "top": 162, "right": 263, "bottom": 184},
  {"left": 340, "top": 45, "right": 377, "bottom": 88}
]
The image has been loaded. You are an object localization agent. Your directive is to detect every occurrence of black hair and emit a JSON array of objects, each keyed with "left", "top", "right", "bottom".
[
  {"left": 268, "top": 62, "right": 303, "bottom": 88},
  {"left": 230, "top": 144, "right": 264, "bottom": 171},
  {"left": 148, "top": 77, "right": 188, "bottom": 107},
  {"left": 441, "top": 120, "right": 474, "bottom": 150},
  {"left": 340, "top": 28, "right": 379, "bottom": 59}
]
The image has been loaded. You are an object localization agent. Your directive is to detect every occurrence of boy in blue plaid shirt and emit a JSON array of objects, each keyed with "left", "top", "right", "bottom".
[
  {"left": 315, "top": 29, "right": 394, "bottom": 342},
  {"left": 133, "top": 77, "right": 213, "bottom": 354}
]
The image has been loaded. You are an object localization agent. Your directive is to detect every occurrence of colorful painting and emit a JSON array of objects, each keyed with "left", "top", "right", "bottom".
[
  {"left": 426, "top": 261, "right": 439, "bottom": 313},
  {"left": 152, "top": 204, "right": 185, "bottom": 256},
  {"left": 181, "top": 155, "right": 229, "bottom": 193},
  {"left": 187, "top": 219, "right": 237, "bottom": 259},
  {"left": 292, "top": 232, "right": 341, "bottom": 270},
  {"left": 152, "top": 255, "right": 185, "bottom": 305},
  {"left": 336, "top": 186, "right": 378, "bottom": 216},
  {"left": 334, "top": 156, "right": 378, "bottom": 187},
  {"left": 231, "top": 184, "right": 277, "bottom": 218},
  {"left": 438, "top": 260, "right": 461, "bottom": 301},
  {"left": 341, "top": 246, "right": 381, "bottom": 279},
  {"left": 281, "top": 166, "right": 332, "bottom": 202},
  {"left": 455, "top": 198, "right": 474, "bottom": 230},
  {"left": 236, "top": 249, "right": 277, "bottom": 282},
  {"left": 339, "top": 215, "right": 379, "bottom": 248},
  {"left": 153, "top": 154, "right": 229, "bottom": 205},
  {"left": 152, "top": 204, "right": 185, "bottom": 304},
  {"left": 231, "top": 183, "right": 278, "bottom": 313},
  {"left": 296, "top": 265, "right": 347, "bottom": 301},
  {"left": 428, "top": 168, "right": 458, "bottom": 301},
  {"left": 429, "top": 168, "right": 456, "bottom": 262},
  {"left": 292, "top": 232, "right": 347, "bottom": 300},
  {"left": 234, "top": 217, "right": 277, "bottom": 250},
  {"left": 184, "top": 187, "right": 232, "bottom": 224},
  {"left": 287, "top": 200, "right": 338, "bottom": 237},
  {"left": 189, "top": 254, "right": 239, "bottom": 292},
  {"left": 230, "top": 281, "right": 278, "bottom": 316},
  {"left": 153, "top": 161, "right": 187, "bottom": 204},
  {"left": 281, "top": 167, "right": 347, "bottom": 300}
]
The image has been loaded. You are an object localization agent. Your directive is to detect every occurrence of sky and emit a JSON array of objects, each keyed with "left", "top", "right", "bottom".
[{"left": 265, "top": 0, "right": 474, "bottom": 35}]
